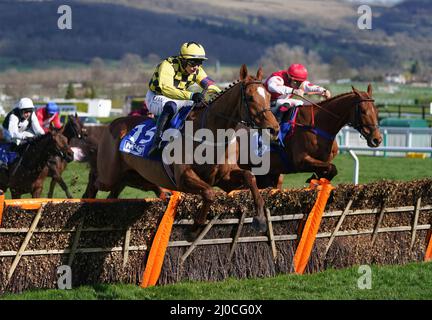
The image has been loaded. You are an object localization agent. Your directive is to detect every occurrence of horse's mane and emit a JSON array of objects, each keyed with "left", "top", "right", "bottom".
[
  {"left": 15, "top": 132, "right": 51, "bottom": 153},
  {"left": 207, "top": 74, "right": 263, "bottom": 106},
  {"left": 207, "top": 79, "right": 241, "bottom": 105}
]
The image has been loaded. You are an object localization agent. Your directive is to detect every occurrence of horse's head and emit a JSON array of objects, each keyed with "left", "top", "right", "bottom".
[
  {"left": 64, "top": 113, "right": 86, "bottom": 140},
  {"left": 350, "top": 84, "right": 382, "bottom": 148},
  {"left": 48, "top": 126, "right": 75, "bottom": 163},
  {"left": 239, "top": 64, "right": 279, "bottom": 139}
]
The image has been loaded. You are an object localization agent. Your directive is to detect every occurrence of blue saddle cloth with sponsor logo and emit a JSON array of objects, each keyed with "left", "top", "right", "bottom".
[
  {"left": 0, "top": 143, "right": 18, "bottom": 166},
  {"left": 119, "top": 106, "right": 192, "bottom": 159}
]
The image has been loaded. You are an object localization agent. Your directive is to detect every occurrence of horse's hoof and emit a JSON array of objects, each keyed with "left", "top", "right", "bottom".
[
  {"left": 305, "top": 173, "right": 318, "bottom": 183},
  {"left": 165, "top": 191, "right": 173, "bottom": 200},
  {"left": 252, "top": 216, "right": 267, "bottom": 233},
  {"left": 185, "top": 223, "right": 205, "bottom": 242}
]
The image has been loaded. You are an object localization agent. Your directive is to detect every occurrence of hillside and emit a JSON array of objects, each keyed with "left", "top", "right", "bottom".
[{"left": 0, "top": 0, "right": 429, "bottom": 71}]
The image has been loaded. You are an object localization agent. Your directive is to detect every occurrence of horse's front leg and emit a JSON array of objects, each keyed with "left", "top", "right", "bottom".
[
  {"left": 219, "top": 168, "right": 267, "bottom": 232},
  {"left": 300, "top": 155, "right": 338, "bottom": 181},
  {"left": 10, "top": 189, "right": 21, "bottom": 199},
  {"left": 177, "top": 168, "right": 216, "bottom": 240},
  {"left": 55, "top": 177, "right": 73, "bottom": 198},
  {"left": 82, "top": 166, "right": 98, "bottom": 198},
  {"left": 47, "top": 178, "right": 56, "bottom": 198}
]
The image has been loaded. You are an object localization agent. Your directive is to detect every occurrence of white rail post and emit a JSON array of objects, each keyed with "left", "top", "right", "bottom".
[{"left": 349, "top": 150, "right": 359, "bottom": 185}]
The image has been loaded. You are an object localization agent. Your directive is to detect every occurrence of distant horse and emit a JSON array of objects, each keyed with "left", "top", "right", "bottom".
[
  {"left": 35, "top": 114, "right": 85, "bottom": 198},
  {"left": 0, "top": 129, "right": 74, "bottom": 198},
  {"left": 94, "top": 64, "right": 279, "bottom": 237},
  {"left": 251, "top": 85, "right": 382, "bottom": 188}
]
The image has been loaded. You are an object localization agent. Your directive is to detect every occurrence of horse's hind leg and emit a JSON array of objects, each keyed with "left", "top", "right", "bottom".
[
  {"left": 107, "top": 182, "right": 125, "bottom": 199},
  {"left": 300, "top": 155, "right": 338, "bottom": 182}
]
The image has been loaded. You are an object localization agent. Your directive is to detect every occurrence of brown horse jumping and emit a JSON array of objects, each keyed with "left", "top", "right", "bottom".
[
  {"left": 0, "top": 129, "right": 74, "bottom": 198},
  {"left": 252, "top": 85, "right": 382, "bottom": 188},
  {"left": 94, "top": 65, "right": 279, "bottom": 237}
]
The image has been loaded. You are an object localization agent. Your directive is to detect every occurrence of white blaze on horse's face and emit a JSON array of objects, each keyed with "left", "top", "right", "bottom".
[{"left": 257, "top": 87, "right": 266, "bottom": 100}]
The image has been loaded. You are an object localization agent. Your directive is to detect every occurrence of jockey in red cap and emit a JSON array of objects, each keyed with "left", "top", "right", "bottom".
[{"left": 264, "top": 63, "right": 331, "bottom": 123}]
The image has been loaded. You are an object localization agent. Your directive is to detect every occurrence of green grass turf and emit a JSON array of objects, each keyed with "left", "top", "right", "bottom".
[
  {"left": 4, "top": 154, "right": 431, "bottom": 199},
  {"left": 2, "top": 262, "right": 431, "bottom": 300}
]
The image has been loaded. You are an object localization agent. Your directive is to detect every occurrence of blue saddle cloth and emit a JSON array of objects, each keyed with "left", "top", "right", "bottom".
[
  {"left": 0, "top": 143, "right": 18, "bottom": 165},
  {"left": 277, "top": 107, "right": 299, "bottom": 147},
  {"left": 119, "top": 106, "right": 192, "bottom": 160}
]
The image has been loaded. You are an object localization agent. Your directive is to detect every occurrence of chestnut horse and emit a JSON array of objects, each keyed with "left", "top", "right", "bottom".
[
  {"left": 81, "top": 116, "right": 171, "bottom": 200},
  {"left": 0, "top": 129, "right": 74, "bottom": 198},
  {"left": 251, "top": 85, "right": 382, "bottom": 188},
  {"left": 94, "top": 65, "right": 279, "bottom": 237}
]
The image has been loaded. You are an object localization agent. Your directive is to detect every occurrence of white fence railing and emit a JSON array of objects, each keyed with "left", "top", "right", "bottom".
[
  {"left": 337, "top": 126, "right": 432, "bottom": 157},
  {"left": 336, "top": 126, "right": 432, "bottom": 184}
]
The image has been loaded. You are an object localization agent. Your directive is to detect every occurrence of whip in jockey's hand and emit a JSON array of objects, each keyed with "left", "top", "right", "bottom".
[{"left": 264, "top": 63, "right": 331, "bottom": 123}]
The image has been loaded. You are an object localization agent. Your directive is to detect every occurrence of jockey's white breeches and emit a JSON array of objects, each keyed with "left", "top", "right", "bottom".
[
  {"left": 274, "top": 97, "right": 304, "bottom": 108},
  {"left": 145, "top": 90, "right": 194, "bottom": 116}
]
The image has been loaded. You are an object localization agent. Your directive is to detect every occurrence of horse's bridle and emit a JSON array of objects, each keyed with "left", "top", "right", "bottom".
[
  {"left": 202, "top": 81, "right": 273, "bottom": 129},
  {"left": 239, "top": 81, "right": 274, "bottom": 128},
  {"left": 349, "top": 98, "right": 380, "bottom": 140},
  {"left": 66, "top": 118, "right": 83, "bottom": 140},
  {"left": 293, "top": 93, "right": 380, "bottom": 141}
]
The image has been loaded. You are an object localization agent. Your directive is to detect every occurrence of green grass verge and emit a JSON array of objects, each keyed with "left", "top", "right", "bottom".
[
  {"left": 4, "top": 154, "right": 430, "bottom": 199},
  {"left": 2, "top": 262, "right": 432, "bottom": 300}
]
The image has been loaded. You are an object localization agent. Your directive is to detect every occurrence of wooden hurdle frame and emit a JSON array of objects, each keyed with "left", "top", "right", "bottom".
[
  {"left": 1, "top": 199, "right": 431, "bottom": 283},
  {"left": 1, "top": 177, "right": 431, "bottom": 291}
]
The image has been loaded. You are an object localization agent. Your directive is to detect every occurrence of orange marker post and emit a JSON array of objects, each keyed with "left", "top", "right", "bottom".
[
  {"left": 141, "top": 192, "right": 182, "bottom": 288},
  {"left": 425, "top": 232, "right": 432, "bottom": 262},
  {"left": 294, "top": 178, "right": 334, "bottom": 274},
  {"left": 0, "top": 191, "right": 4, "bottom": 226}
]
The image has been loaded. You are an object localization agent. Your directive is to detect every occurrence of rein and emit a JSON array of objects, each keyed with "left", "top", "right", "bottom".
[
  {"left": 200, "top": 81, "right": 272, "bottom": 130},
  {"left": 289, "top": 93, "right": 378, "bottom": 141}
]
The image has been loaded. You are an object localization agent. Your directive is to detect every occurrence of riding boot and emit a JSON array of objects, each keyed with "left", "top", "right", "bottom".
[
  {"left": 279, "top": 103, "right": 294, "bottom": 124},
  {"left": 148, "top": 104, "right": 175, "bottom": 156},
  {"left": 281, "top": 109, "right": 292, "bottom": 124},
  {"left": 270, "top": 104, "right": 283, "bottom": 122},
  {"left": 0, "top": 161, "right": 7, "bottom": 171}
]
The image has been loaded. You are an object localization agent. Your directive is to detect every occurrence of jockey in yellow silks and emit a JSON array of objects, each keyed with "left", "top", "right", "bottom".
[
  {"left": 146, "top": 42, "right": 221, "bottom": 156},
  {"left": 264, "top": 63, "right": 332, "bottom": 123}
]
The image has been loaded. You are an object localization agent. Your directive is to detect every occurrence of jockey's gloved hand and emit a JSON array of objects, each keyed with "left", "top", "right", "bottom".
[
  {"left": 293, "top": 89, "right": 304, "bottom": 97},
  {"left": 323, "top": 89, "right": 332, "bottom": 99},
  {"left": 192, "top": 92, "right": 204, "bottom": 103}
]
